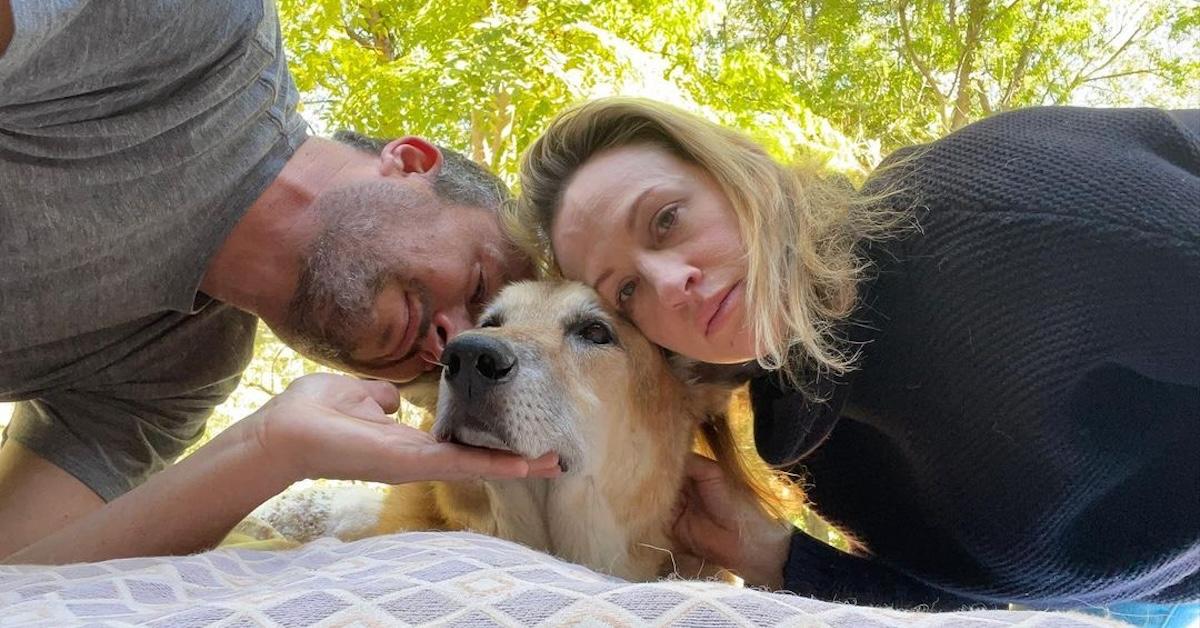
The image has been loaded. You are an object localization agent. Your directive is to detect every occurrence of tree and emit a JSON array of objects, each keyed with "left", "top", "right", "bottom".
[
  {"left": 280, "top": 0, "right": 707, "bottom": 179},
  {"left": 277, "top": 0, "right": 875, "bottom": 178},
  {"left": 711, "top": 0, "right": 1199, "bottom": 149}
]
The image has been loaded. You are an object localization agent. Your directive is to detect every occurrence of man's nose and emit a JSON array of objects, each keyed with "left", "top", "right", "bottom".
[
  {"left": 641, "top": 254, "right": 700, "bottom": 310},
  {"left": 418, "top": 307, "right": 472, "bottom": 365}
]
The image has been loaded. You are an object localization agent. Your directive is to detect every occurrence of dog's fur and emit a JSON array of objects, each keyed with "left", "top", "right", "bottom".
[{"left": 335, "top": 281, "right": 773, "bottom": 581}]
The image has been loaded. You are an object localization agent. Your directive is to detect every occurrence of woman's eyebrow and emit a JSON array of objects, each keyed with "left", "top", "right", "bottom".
[
  {"left": 625, "top": 184, "right": 658, "bottom": 235},
  {"left": 589, "top": 184, "right": 657, "bottom": 294}
]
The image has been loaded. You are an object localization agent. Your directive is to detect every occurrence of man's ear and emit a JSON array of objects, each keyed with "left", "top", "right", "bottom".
[{"left": 380, "top": 137, "right": 443, "bottom": 178}]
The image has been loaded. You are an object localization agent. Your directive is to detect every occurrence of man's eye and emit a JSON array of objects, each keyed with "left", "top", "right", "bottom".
[
  {"left": 616, "top": 280, "right": 636, "bottom": 305},
  {"left": 653, "top": 205, "right": 678, "bottom": 238},
  {"left": 472, "top": 267, "right": 486, "bottom": 305},
  {"left": 578, "top": 322, "right": 613, "bottom": 345}
]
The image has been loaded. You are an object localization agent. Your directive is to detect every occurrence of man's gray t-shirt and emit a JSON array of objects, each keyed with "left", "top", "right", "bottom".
[{"left": 0, "top": 0, "right": 309, "bottom": 500}]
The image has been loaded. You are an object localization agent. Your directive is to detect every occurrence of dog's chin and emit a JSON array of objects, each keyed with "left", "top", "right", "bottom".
[
  {"left": 442, "top": 425, "right": 513, "bottom": 453},
  {"left": 434, "top": 422, "right": 572, "bottom": 474}
]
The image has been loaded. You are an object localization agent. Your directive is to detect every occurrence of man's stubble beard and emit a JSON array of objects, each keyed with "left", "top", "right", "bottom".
[{"left": 279, "top": 182, "right": 431, "bottom": 371}]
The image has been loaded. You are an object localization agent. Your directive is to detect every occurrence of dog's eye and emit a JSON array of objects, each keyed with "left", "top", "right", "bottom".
[
  {"left": 578, "top": 322, "right": 613, "bottom": 345},
  {"left": 479, "top": 314, "right": 503, "bottom": 328}
]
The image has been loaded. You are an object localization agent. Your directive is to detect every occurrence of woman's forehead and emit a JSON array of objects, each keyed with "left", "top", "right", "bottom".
[{"left": 551, "top": 145, "right": 694, "bottom": 278}]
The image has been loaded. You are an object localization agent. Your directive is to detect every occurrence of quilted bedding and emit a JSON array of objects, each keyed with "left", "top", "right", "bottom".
[{"left": 0, "top": 531, "right": 1122, "bottom": 627}]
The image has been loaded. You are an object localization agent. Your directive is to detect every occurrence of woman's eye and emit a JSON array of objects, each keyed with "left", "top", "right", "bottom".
[
  {"left": 578, "top": 322, "right": 613, "bottom": 345},
  {"left": 653, "top": 205, "right": 678, "bottom": 237},
  {"left": 616, "top": 280, "right": 636, "bottom": 305}
]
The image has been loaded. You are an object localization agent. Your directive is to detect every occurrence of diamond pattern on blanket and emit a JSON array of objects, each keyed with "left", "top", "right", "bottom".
[
  {"left": 603, "top": 589, "right": 687, "bottom": 621},
  {"left": 380, "top": 589, "right": 462, "bottom": 624},
  {"left": 494, "top": 588, "right": 575, "bottom": 623},
  {"left": 0, "top": 532, "right": 1124, "bottom": 627}
]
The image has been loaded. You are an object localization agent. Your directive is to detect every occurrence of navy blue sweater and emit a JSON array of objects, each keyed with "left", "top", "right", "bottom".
[{"left": 752, "top": 107, "right": 1200, "bottom": 609}]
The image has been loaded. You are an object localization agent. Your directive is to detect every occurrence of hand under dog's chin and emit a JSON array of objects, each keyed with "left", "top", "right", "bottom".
[
  {"left": 433, "top": 422, "right": 570, "bottom": 473},
  {"left": 439, "top": 425, "right": 512, "bottom": 452}
]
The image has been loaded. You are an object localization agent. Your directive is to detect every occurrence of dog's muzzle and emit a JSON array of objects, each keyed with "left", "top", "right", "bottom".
[
  {"left": 443, "top": 334, "right": 517, "bottom": 398},
  {"left": 433, "top": 334, "right": 519, "bottom": 451}
]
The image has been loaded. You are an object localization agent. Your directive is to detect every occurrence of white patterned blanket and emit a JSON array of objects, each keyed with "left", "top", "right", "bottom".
[{"left": 0, "top": 532, "right": 1121, "bottom": 627}]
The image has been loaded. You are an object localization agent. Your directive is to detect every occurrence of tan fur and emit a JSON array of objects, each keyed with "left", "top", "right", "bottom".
[{"left": 360, "top": 281, "right": 765, "bottom": 581}]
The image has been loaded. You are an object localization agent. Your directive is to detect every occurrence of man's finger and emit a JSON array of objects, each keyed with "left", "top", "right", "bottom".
[
  {"left": 345, "top": 397, "right": 395, "bottom": 425},
  {"left": 359, "top": 379, "right": 402, "bottom": 414},
  {"left": 526, "top": 452, "right": 560, "bottom": 474},
  {"left": 420, "top": 443, "right": 535, "bottom": 481}
]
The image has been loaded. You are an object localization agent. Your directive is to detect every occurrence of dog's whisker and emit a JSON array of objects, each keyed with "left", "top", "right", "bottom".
[{"left": 637, "top": 542, "right": 679, "bottom": 580}]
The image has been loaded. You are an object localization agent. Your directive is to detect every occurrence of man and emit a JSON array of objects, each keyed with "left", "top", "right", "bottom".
[{"left": 0, "top": 1, "right": 555, "bottom": 564}]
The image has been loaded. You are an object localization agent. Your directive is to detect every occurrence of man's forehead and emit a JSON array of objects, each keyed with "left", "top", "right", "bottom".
[{"left": 497, "top": 244, "right": 535, "bottom": 282}]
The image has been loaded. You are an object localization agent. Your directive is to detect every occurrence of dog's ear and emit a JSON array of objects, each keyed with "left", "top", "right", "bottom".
[
  {"left": 667, "top": 353, "right": 763, "bottom": 389},
  {"left": 394, "top": 370, "right": 440, "bottom": 416},
  {"left": 667, "top": 353, "right": 762, "bottom": 426}
]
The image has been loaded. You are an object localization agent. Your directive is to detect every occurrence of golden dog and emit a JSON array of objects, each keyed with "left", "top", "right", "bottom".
[{"left": 330, "top": 281, "right": 783, "bottom": 581}]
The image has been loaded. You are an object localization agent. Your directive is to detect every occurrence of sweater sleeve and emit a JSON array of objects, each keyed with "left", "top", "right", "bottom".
[
  {"left": 781, "top": 530, "right": 997, "bottom": 610},
  {"left": 749, "top": 366, "right": 848, "bottom": 468},
  {"left": 765, "top": 107, "right": 1200, "bottom": 607}
]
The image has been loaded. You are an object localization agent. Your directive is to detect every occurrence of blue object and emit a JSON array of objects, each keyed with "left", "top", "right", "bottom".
[{"left": 1076, "top": 601, "right": 1200, "bottom": 627}]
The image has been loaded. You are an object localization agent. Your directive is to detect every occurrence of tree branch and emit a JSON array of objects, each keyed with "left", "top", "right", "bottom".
[
  {"left": 1082, "top": 68, "right": 1162, "bottom": 83},
  {"left": 342, "top": 4, "right": 396, "bottom": 61},
  {"left": 950, "top": 0, "right": 988, "bottom": 129},
  {"left": 999, "top": 0, "right": 1046, "bottom": 107},
  {"left": 1062, "top": 7, "right": 1150, "bottom": 94},
  {"left": 895, "top": 0, "right": 948, "bottom": 107}
]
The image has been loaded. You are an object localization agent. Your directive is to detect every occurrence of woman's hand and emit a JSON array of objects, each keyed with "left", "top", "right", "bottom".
[
  {"left": 671, "top": 453, "right": 792, "bottom": 589},
  {"left": 243, "top": 372, "right": 561, "bottom": 487}
]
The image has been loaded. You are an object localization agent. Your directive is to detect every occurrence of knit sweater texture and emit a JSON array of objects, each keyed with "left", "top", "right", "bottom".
[{"left": 751, "top": 106, "right": 1200, "bottom": 609}]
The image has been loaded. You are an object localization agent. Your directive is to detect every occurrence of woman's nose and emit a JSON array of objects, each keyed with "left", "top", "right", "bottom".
[
  {"left": 419, "top": 308, "right": 471, "bottom": 367},
  {"left": 642, "top": 255, "right": 701, "bottom": 310}
]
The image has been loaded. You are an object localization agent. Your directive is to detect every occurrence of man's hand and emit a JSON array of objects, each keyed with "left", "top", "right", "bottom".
[
  {"left": 4, "top": 372, "right": 558, "bottom": 565},
  {"left": 671, "top": 453, "right": 793, "bottom": 589},
  {"left": 247, "top": 372, "right": 561, "bottom": 486}
]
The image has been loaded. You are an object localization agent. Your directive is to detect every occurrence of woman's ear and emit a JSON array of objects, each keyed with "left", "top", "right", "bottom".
[{"left": 379, "top": 137, "right": 443, "bottom": 178}]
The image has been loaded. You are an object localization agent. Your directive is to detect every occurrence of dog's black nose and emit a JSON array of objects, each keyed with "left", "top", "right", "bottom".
[{"left": 443, "top": 334, "right": 517, "bottom": 391}]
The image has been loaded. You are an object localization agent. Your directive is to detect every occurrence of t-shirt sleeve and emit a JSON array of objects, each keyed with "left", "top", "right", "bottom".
[
  {"left": 0, "top": 1, "right": 85, "bottom": 80},
  {"left": 1, "top": 302, "right": 258, "bottom": 502}
]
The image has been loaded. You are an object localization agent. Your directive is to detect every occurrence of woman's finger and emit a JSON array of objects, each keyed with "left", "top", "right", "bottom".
[{"left": 684, "top": 452, "right": 724, "bottom": 481}]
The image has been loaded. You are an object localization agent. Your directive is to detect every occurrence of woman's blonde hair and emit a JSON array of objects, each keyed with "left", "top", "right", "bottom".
[{"left": 507, "top": 97, "right": 907, "bottom": 384}]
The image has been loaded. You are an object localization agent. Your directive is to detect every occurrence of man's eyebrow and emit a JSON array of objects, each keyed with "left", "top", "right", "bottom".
[{"left": 590, "top": 185, "right": 658, "bottom": 294}]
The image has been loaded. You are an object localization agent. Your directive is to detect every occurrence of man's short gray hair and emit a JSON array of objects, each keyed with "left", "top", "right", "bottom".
[{"left": 332, "top": 130, "right": 510, "bottom": 211}]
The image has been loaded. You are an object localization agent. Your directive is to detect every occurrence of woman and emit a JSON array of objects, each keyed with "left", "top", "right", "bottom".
[{"left": 506, "top": 98, "right": 1199, "bottom": 615}]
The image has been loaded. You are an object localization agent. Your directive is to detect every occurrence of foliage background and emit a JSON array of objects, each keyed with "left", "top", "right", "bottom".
[{"left": 1, "top": 0, "right": 1196, "bottom": 543}]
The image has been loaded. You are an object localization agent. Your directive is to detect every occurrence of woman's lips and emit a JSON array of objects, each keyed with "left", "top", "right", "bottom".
[{"left": 704, "top": 280, "right": 742, "bottom": 337}]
